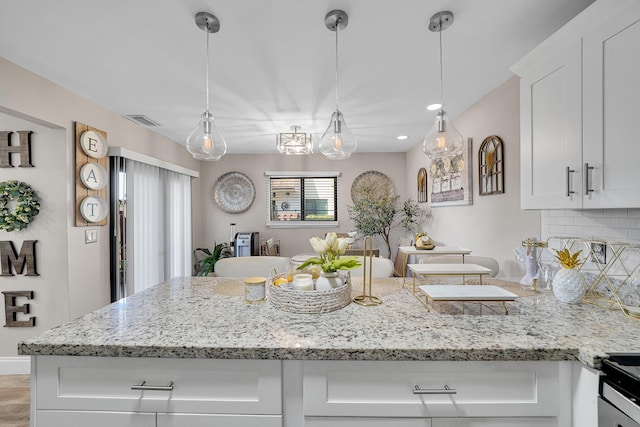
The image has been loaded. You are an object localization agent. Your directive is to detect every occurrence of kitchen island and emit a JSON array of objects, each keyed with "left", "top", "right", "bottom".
[{"left": 20, "top": 277, "right": 640, "bottom": 426}]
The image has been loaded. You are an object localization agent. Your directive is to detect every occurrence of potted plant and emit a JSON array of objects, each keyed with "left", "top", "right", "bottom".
[
  {"left": 348, "top": 189, "right": 430, "bottom": 257},
  {"left": 194, "top": 242, "right": 232, "bottom": 276},
  {"left": 297, "top": 232, "right": 361, "bottom": 289}
]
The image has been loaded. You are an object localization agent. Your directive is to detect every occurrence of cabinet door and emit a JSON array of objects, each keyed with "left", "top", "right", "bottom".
[
  {"left": 583, "top": 0, "right": 640, "bottom": 208},
  {"left": 432, "top": 419, "right": 557, "bottom": 427},
  {"left": 518, "top": 40, "right": 583, "bottom": 209},
  {"left": 37, "top": 410, "right": 155, "bottom": 427}
]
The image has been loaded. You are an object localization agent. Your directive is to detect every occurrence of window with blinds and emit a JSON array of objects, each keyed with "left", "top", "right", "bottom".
[{"left": 266, "top": 172, "right": 339, "bottom": 227}]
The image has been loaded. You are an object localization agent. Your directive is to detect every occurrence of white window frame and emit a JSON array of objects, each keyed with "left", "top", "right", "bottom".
[{"left": 265, "top": 171, "right": 341, "bottom": 229}]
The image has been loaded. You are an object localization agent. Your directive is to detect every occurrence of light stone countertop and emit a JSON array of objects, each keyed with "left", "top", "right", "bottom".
[{"left": 18, "top": 277, "right": 640, "bottom": 368}]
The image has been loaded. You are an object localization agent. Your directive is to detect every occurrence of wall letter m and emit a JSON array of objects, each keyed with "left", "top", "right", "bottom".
[{"left": 0, "top": 240, "right": 38, "bottom": 276}]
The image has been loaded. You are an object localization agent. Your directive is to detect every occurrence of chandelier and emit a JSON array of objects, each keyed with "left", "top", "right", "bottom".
[{"left": 277, "top": 126, "right": 313, "bottom": 155}]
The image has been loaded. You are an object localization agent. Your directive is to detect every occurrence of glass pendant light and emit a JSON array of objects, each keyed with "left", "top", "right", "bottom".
[
  {"left": 319, "top": 10, "right": 357, "bottom": 160},
  {"left": 422, "top": 11, "right": 463, "bottom": 159},
  {"left": 186, "top": 12, "right": 227, "bottom": 161}
]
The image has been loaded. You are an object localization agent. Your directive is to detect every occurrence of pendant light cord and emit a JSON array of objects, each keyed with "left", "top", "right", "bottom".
[
  {"left": 205, "top": 28, "right": 210, "bottom": 113},
  {"left": 334, "top": 20, "right": 340, "bottom": 112},
  {"left": 438, "top": 17, "right": 444, "bottom": 109}
]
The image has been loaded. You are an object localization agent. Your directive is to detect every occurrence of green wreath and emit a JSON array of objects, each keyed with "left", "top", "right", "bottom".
[{"left": 0, "top": 180, "right": 41, "bottom": 232}]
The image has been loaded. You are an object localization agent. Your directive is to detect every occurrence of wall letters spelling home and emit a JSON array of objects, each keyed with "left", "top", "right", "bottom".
[
  {"left": 0, "top": 129, "right": 39, "bottom": 327},
  {"left": 75, "top": 122, "right": 109, "bottom": 226}
]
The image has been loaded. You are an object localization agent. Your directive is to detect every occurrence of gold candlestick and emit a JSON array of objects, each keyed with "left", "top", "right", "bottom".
[{"left": 353, "top": 236, "right": 382, "bottom": 306}]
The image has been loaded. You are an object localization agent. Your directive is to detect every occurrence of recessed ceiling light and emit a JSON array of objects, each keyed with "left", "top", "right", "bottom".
[
  {"left": 396, "top": 135, "right": 408, "bottom": 140},
  {"left": 426, "top": 103, "right": 442, "bottom": 111}
]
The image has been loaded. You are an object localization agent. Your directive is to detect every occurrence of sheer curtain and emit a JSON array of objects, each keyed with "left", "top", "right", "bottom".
[{"left": 125, "top": 159, "right": 192, "bottom": 295}]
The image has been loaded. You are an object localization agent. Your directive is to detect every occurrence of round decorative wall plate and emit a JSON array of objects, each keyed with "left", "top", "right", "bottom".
[
  {"left": 213, "top": 171, "right": 256, "bottom": 214},
  {"left": 80, "top": 196, "right": 108, "bottom": 223},
  {"left": 79, "top": 130, "right": 108, "bottom": 159},
  {"left": 351, "top": 170, "right": 395, "bottom": 202},
  {"left": 79, "top": 162, "right": 108, "bottom": 190}
]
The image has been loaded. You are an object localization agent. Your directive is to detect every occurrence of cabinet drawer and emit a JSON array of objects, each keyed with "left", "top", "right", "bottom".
[
  {"left": 432, "top": 418, "right": 558, "bottom": 427},
  {"left": 305, "top": 417, "right": 432, "bottom": 426},
  {"left": 303, "top": 361, "right": 568, "bottom": 418},
  {"left": 157, "top": 413, "right": 282, "bottom": 427},
  {"left": 36, "top": 356, "right": 281, "bottom": 414},
  {"left": 37, "top": 410, "right": 156, "bottom": 427}
]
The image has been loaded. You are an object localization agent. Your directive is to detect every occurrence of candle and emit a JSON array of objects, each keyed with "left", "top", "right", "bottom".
[{"left": 291, "top": 273, "right": 314, "bottom": 291}]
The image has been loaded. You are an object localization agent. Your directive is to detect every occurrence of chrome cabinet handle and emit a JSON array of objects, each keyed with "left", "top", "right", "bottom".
[
  {"left": 584, "top": 162, "right": 594, "bottom": 194},
  {"left": 131, "top": 380, "right": 174, "bottom": 391},
  {"left": 413, "top": 384, "right": 457, "bottom": 395},
  {"left": 566, "top": 167, "right": 575, "bottom": 197}
]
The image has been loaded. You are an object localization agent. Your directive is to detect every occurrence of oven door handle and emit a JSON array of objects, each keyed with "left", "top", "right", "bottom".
[{"left": 602, "top": 383, "right": 640, "bottom": 424}]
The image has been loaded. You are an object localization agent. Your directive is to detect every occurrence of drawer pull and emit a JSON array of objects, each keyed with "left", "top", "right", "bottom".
[
  {"left": 413, "top": 384, "right": 457, "bottom": 395},
  {"left": 131, "top": 380, "right": 174, "bottom": 391}
]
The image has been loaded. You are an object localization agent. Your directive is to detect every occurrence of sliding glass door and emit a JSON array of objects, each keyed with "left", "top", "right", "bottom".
[{"left": 110, "top": 156, "right": 192, "bottom": 301}]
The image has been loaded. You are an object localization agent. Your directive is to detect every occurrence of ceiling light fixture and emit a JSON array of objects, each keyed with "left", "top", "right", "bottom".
[
  {"left": 397, "top": 135, "right": 409, "bottom": 140},
  {"left": 277, "top": 125, "right": 313, "bottom": 155},
  {"left": 186, "top": 12, "right": 227, "bottom": 161},
  {"left": 422, "top": 11, "right": 464, "bottom": 159},
  {"left": 319, "top": 10, "right": 357, "bottom": 160}
]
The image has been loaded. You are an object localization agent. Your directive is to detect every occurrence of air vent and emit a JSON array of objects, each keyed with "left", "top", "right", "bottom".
[{"left": 125, "top": 115, "right": 161, "bottom": 127}]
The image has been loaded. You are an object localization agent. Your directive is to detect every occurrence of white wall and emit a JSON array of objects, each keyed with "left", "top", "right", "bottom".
[
  {"left": 405, "top": 77, "right": 540, "bottom": 277},
  {"left": 0, "top": 114, "right": 69, "bottom": 358},
  {"left": 198, "top": 153, "right": 408, "bottom": 260},
  {"left": 0, "top": 56, "right": 201, "bottom": 360}
]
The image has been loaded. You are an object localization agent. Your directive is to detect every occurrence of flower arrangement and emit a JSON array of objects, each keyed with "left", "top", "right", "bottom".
[{"left": 298, "top": 232, "right": 361, "bottom": 273}]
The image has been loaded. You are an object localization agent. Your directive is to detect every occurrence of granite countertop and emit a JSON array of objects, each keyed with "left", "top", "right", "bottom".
[{"left": 18, "top": 277, "right": 640, "bottom": 368}]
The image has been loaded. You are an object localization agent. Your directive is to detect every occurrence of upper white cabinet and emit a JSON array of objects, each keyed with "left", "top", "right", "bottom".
[{"left": 512, "top": 0, "right": 640, "bottom": 209}]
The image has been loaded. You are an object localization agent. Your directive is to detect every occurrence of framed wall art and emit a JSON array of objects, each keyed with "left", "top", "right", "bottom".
[
  {"left": 478, "top": 135, "right": 504, "bottom": 195},
  {"left": 428, "top": 137, "right": 473, "bottom": 207},
  {"left": 417, "top": 167, "right": 427, "bottom": 203}
]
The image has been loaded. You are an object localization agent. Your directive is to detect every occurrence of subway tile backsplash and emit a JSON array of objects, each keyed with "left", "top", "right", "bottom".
[{"left": 541, "top": 209, "right": 640, "bottom": 243}]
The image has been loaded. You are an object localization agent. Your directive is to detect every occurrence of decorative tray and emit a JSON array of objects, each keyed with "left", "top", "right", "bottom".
[
  {"left": 350, "top": 170, "right": 394, "bottom": 202},
  {"left": 269, "top": 277, "right": 352, "bottom": 314},
  {"left": 213, "top": 171, "right": 255, "bottom": 214},
  {"left": 418, "top": 285, "right": 518, "bottom": 301}
]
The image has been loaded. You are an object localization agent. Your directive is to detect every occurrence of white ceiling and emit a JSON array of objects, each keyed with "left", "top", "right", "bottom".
[{"left": 0, "top": 0, "right": 594, "bottom": 154}]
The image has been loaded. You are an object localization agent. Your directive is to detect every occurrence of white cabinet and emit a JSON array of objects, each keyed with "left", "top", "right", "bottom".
[
  {"left": 517, "top": 39, "right": 582, "bottom": 209},
  {"left": 513, "top": 0, "right": 640, "bottom": 209},
  {"left": 300, "top": 361, "right": 571, "bottom": 426},
  {"left": 33, "top": 356, "right": 282, "bottom": 427},
  {"left": 582, "top": 4, "right": 640, "bottom": 208}
]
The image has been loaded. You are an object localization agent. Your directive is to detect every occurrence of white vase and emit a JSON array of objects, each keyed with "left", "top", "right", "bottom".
[
  {"left": 552, "top": 268, "right": 586, "bottom": 304},
  {"left": 315, "top": 271, "right": 344, "bottom": 291}
]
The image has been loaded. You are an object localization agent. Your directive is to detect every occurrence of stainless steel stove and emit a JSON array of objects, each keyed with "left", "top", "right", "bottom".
[{"left": 599, "top": 354, "right": 640, "bottom": 426}]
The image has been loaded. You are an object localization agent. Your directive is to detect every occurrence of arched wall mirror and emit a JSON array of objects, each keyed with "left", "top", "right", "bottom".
[
  {"left": 478, "top": 135, "right": 504, "bottom": 196},
  {"left": 417, "top": 167, "right": 427, "bottom": 202}
]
